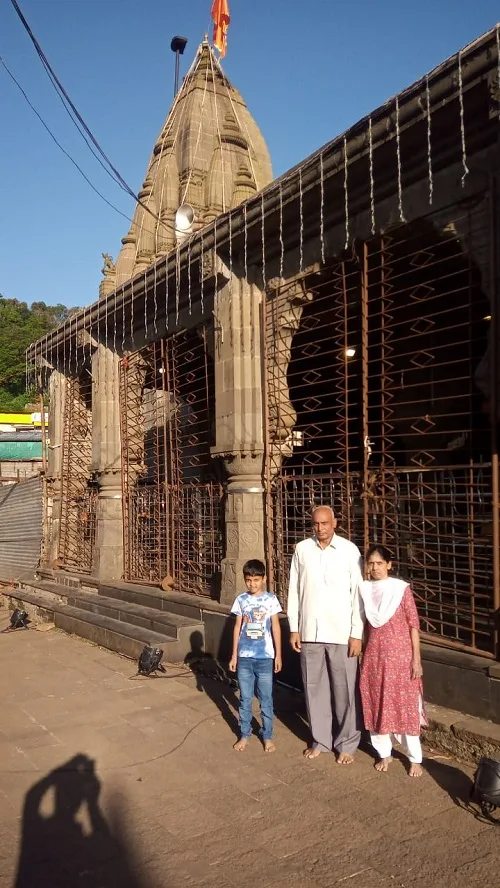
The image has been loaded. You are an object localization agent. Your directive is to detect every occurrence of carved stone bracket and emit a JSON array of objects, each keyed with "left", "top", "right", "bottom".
[{"left": 265, "top": 277, "right": 314, "bottom": 468}]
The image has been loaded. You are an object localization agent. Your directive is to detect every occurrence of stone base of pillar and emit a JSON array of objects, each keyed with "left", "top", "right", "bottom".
[
  {"left": 220, "top": 455, "right": 266, "bottom": 605},
  {"left": 92, "top": 480, "right": 123, "bottom": 582},
  {"left": 45, "top": 482, "right": 61, "bottom": 568}
]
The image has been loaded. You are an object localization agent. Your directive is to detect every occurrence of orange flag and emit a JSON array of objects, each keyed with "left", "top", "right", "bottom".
[{"left": 211, "top": 0, "right": 230, "bottom": 58}]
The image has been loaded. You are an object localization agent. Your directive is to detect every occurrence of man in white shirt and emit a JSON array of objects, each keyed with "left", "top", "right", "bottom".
[{"left": 288, "top": 506, "right": 364, "bottom": 764}]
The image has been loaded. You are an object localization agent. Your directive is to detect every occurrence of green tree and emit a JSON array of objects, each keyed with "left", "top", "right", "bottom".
[{"left": 0, "top": 294, "right": 75, "bottom": 411}]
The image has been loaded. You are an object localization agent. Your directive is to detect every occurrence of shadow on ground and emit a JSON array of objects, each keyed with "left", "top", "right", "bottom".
[
  {"left": 185, "top": 630, "right": 310, "bottom": 746},
  {"left": 425, "top": 755, "right": 475, "bottom": 810},
  {"left": 14, "top": 753, "right": 151, "bottom": 888}
]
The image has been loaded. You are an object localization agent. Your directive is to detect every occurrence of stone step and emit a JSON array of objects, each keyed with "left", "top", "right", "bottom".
[
  {"left": 66, "top": 591, "right": 200, "bottom": 644},
  {"left": 99, "top": 582, "right": 205, "bottom": 621},
  {"left": 5, "top": 586, "right": 203, "bottom": 664}
]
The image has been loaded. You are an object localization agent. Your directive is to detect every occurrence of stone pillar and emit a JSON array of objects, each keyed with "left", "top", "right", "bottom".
[
  {"left": 46, "top": 369, "right": 66, "bottom": 567},
  {"left": 211, "top": 266, "right": 266, "bottom": 603},
  {"left": 91, "top": 344, "right": 123, "bottom": 581}
]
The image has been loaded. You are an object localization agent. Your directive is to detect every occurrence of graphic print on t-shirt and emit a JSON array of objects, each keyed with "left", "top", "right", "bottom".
[{"left": 230, "top": 592, "right": 281, "bottom": 659}]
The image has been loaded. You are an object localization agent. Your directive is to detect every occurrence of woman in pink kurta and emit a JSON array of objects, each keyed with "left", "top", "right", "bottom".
[{"left": 359, "top": 545, "right": 427, "bottom": 777}]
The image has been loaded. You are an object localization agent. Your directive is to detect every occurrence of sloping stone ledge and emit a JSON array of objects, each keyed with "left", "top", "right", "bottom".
[{"left": 423, "top": 702, "right": 500, "bottom": 764}]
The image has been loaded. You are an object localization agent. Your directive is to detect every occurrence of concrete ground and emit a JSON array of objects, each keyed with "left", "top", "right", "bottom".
[{"left": 0, "top": 613, "right": 498, "bottom": 888}]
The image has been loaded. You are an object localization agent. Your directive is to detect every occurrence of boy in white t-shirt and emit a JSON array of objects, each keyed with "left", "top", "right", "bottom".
[{"left": 229, "top": 559, "right": 282, "bottom": 752}]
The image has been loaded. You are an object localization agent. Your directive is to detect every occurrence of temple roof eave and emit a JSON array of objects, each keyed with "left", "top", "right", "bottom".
[{"left": 27, "top": 24, "right": 499, "bottom": 363}]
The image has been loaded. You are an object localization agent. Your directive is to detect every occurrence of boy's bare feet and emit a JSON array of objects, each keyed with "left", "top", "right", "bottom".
[
  {"left": 233, "top": 738, "right": 248, "bottom": 752},
  {"left": 303, "top": 747, "right": 322, "bottom": 759},
  {"left": 375, "top": 756, "right": 392, "bottom": 772},
  {"left": 337, "top": 753, "right": 355, "bottom": 765},
  {"left": 409, "top": 763, "right": 423, "bottom": 777},
  {"left": 264, "top": 740, "right": 276, "bottom": 753}
]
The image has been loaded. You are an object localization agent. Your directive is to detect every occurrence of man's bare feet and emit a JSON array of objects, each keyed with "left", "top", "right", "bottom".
[
  {"left": 264, "top": 739, "right": 276, "bottom": 753},
  {"left": 233, "top": 738, "right": 248, "bottom": 752},
  {"left": 337, "top": 753, "right": 355, "bottom": 765},
  {"left": 303, "top": 747, "right": 322, "bottom": 759},
  {"left": 409, "top": 763, "right": 423, "bottom": 777},
  {"left": 375, "top": 756, "right": 392, "bottom": 772}
]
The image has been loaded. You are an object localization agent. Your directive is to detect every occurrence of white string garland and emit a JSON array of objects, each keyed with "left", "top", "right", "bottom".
[
  {"left": 458, "top": 51, "right": 469, "bottom": 187},
  {"left": 175, "top": 245, "right": 181, "bottom": 327},
  {"left": 299, "top": 167, "right": 304, "bottom": 272},
  {"left": 113, "top": 291, "right": 118, "bottom": 357},
  {"left": 278, "top": 182, "right": 284, "bottom": 279},
  {"left": 143, "top": 270, "right": 149, "bottom": 340},
  {"left": 188, "top": 240, "right": 192, "bottom": 316},
  {"left": 368, "top": 117, "right": 375, "bottom": 235},
  {"left": 343, "top": 135, "right": 349, "bottom": 250},
  {"left": 200, "top": 230, "right": 204, "bottom": 316},
  {"left": 228, "top": 210, "right": 233, "bottom": 347},
  {"left": 395, "top": 95, "right": 406, "bottom": 222},
  {"left": 213, "top": 217, "right": 218, "bottom": 311},
  {"left": 426, "top": 75, "right": 433, "bottom": 205},
  {"left": 165, "top": 256, "right": 169, "bottom": 332},
  {"left": 319, "top": 152, "right": 325, "bottom": 264},
  {"left": 130, "top": 279, "right": 135, "bottom": 351},
  {"left": 121, "top": 285, "right": 126, "bottom": 355},
  {"left": 63, "top": 321, "right": 67, "bottom": 377},
  {"left": 261, "top": 192, "right": 266, "bottom": 288},
  {"left": 243, "top": 204, "right": 248, "bottom": 281}
]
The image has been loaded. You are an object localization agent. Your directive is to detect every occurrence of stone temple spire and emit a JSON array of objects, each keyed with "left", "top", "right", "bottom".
[{"left": 101, "top": 40, "right": 273, "bottom": 294}]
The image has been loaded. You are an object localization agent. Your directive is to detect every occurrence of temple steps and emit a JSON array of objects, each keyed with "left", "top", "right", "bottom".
[{"left": 2, "top": 575, "right": 205, "bottom": 665}]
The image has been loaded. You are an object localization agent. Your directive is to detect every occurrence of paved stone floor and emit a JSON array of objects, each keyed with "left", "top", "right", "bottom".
[{"left": 0, "top": 611, "right": 497, "bottom": 888}]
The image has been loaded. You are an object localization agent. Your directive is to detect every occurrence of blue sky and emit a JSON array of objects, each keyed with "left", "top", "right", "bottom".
[{"left": 1, "top": 0, "right": 498, "bottom": 309}]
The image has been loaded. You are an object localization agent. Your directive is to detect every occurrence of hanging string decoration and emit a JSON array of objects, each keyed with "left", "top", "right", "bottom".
[
  {"left": 200, "top": 230, "right": 205, "bottom": 316},
  {"left": 368, "top": 117, "right": 375, "bottom": 236},
  {"left": 426, "top": 75, "right": 433, "bottom": 205},
  {"left": 319, "top": 152, "right": 325, "bottom": 265},
  {"left": 228, "top": 209, "right": 234, "bottom": 348},
  {"left": 395, "top": 95, "right": 406, "bottom": 222},
  {"left": 121, "top": 285, "right": 126, "bottom": 355},
  {"left": 344, "top": 135, "right": 349, "bottom": 250},
  {"left": 299, "top": 167, "right": 304, "bottom": 272},
  {"left": 113, "top": 291, "right": 118, "bottom": 357},
  {"left": 129, "top": 278, "right": 136, "bottom": 352},
  {"left": 243, "top": 204, "right": 248, "bottom": 281},
  {"left": 143, "top": 270, "right": 149, "bottom": 341},
  {"left": 165, "top": 256, "right": 169, "bottom": 332},
  {"left": 175, "top": 245, "right": 181, "bottom": 327},
  {"left": 279, "top": 182, "right": 285, "bottom": 279},
  {"left": 261, "top": 191, "right": 266, "bottom": 288},
  {"left": 458, "top": 51, "right": 469, "bottom": 187}
]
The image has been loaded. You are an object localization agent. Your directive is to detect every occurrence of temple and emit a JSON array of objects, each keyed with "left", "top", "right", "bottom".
[{"left": 21, "top": 27, "right": 500, "bottom": 721}]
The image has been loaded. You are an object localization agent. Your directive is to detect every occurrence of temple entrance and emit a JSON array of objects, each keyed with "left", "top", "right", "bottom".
[
  {"left": 119, "top": 323, "right": 224, "bottom": 597},
  {"left": 264, "top": 195, "right": 498, "bottom": 657}
]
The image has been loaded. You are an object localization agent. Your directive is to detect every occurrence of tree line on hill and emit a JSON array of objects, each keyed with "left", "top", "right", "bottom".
[{"left": 0, "top": 294, "right": 76, "bottom": 411}]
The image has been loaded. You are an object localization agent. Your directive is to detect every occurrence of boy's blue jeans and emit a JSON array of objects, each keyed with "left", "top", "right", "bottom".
[{"left": 237, "top": 657, "right": 274, "bottom": 741}]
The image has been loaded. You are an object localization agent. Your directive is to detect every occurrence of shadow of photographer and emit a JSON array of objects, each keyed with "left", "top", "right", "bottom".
[{"left": 14, "top": 753, "right": 151, "bottom": 888}]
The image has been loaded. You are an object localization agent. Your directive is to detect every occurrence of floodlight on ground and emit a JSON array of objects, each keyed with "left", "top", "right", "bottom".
[
  {"left": 138, "top": 644, "right": 166, "bottom": 676},
  {"left": 10, "top": 608, "right": 29, "bottom": 629}
]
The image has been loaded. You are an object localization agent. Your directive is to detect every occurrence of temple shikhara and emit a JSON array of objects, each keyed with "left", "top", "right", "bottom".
[{"left": 17, "top": 26, "right": 500, "bottom": 719}]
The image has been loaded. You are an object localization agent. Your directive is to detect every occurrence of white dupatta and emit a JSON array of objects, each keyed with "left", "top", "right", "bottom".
[{"left": 360, "top": 577, "right": 409, "bottom": 628}]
